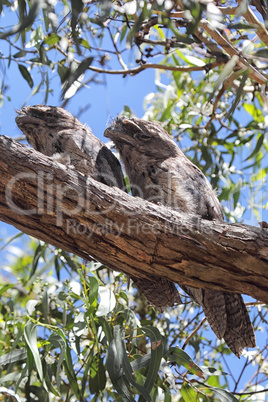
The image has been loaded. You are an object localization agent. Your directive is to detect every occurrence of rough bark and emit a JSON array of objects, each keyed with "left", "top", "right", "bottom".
[{"left": 0, "top": 135, "right": 268, "bottom": 303}]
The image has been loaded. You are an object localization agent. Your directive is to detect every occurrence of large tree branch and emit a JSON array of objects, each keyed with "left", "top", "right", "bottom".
[{"left": 0, "top": 135, "right": 268, "bottom": 303}]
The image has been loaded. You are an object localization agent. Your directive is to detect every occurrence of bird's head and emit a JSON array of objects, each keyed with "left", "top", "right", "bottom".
[
  {"left": 104, "top": 116, "right": 179, "bottom": 159},
  {"left": 15, "top": 105, "right": 83, "bottom": 155}
]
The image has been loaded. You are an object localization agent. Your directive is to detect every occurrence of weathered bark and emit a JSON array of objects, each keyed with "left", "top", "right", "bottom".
[{"left": 0, "top": 135, "right": 268, "bottom": 303}]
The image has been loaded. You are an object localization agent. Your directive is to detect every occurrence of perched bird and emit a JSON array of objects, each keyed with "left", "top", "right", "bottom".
[
  {"left": 105, "top": 116, "right": 256, "bottom": 357},
  {"left": 15, "top": 105, "right": 181, "bottom": 311},
  {"left": 15, "top": 105, "right": 125, "bottom": 188}
]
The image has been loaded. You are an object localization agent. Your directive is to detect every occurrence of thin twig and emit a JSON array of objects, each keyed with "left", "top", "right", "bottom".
[
  {"left": 86, "top": 59, "right": 225, "bottom": 76},
  {"left": 107, "top": 26, "right": 128, "bottom": 70},
  {"left": 181, "top": 317, "right": 207, "bottom": 350}
]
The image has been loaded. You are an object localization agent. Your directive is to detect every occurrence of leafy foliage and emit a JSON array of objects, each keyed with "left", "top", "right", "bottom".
[
  {"left": 0, "top": 238, "right": 266, "bottom": 401},
  {"left": 0, "top": 0, "right": 268, "bottom": 401}
]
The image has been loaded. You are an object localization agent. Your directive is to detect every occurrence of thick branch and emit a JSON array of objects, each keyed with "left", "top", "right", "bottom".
[{"left": 0, "top": 135, "right": 268, "bottom": 303}]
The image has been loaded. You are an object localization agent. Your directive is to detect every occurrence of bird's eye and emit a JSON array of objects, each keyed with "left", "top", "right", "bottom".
[
  {"left": 134, "top": 132, "right": 151, "bottom": 141},
  {"left": 44, "top": 111, "right": 54, "bottom": 118}
]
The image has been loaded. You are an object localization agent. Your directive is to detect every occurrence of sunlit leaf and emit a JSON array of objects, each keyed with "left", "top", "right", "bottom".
[
  {"left": 0, "top": 349, "right": 27, "bottom": 367},
  {"left": 166, "top": 347, "right": 205, "bottom": 379},
  {"left": 96, "top": 286, "right": 116, "bottom": 316},
  {"left": 43, "top": 33, "right": 60, "bottom": 46},
  {"left": 24, "top": 321, "right": 45, "bottom": 387},
  {"left": 49, "top": 334, "right": 66, "bottom": 390},
  {"left": 210, "top": 387, "right": 238, "bottom": 401},
  {"left": 207, "top": 56, "right": 238, "bottom": 103},
  {"left": 228, "top": 23, "right": 257, "bottom": 30},
  {"left": 181, "top": 383, "right": 199, "bottom": 401},
  {"left": 244, "top": 134, "right": 264, "bottom": 161},
  {"left": 61, "top": 57, "right": 93, "bottom": 98}
]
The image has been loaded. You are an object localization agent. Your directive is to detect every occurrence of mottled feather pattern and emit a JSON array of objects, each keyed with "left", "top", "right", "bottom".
[{"left": 105, "top": 116, "right": 256, "bottom": 357}]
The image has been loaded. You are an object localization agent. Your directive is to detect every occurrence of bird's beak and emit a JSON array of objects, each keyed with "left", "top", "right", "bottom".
[{"left": 104, "top": 117, "right": 137, "bottom": 145}]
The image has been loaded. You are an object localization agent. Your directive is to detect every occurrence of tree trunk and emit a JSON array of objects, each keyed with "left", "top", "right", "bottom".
[{"left": 0, "top": 135, "right": 268, "bottom": 303}]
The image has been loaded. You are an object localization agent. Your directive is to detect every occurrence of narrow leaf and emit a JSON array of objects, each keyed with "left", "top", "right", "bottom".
[
  {"left": 49, "top": 334, "right": 66, "bottom": 390},
  {"left": 24, "top": 321, "right": 44, "bottom": 385},
  {"left": 211, "top": 387, "right": 238, "bottom": 401},
  {"left": 166, "top": 347, "right": 205, "bottom": 379},
  {"left": 61, "top": 57, "right": 93, "bottom": 98},
  {"left": 0, "top": 349, "right": 27, "bottom": 367},
  {"left": 18, "top": 64, "right": 34, "bottom": 88},
  {"left": 114, "top": 326, "right": 152, "bottom": 401},
  {"left": 106, "top": 340, "right": 134, "bottom": 401},
  {"left": 207, "top": 56, "right": 238, "bottom": 103},
  {"left": 140, "top": 326, "right": 163, "bottom": 398},
  {"left": 227, "top": 70, "right": 249, "bottom": 118},
  {"left": 181, "top": 383, "right": 199, "bottom": 402},
  {"left": 88, "top": 355, "right": 106, "bottom": 394},
  {"left": 244, "top": 134, "right": 264, "bottom": 161},
  {"left": 43, "top": 33, "right": 60, "bottom": 46}
]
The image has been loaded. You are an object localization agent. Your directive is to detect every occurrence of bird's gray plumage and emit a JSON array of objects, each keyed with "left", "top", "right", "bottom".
[{"left": 104, "top": 116, "right": 256, "bottom": 357}]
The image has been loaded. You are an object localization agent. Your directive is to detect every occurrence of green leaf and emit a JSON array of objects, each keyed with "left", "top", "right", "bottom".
[
  {"left": 61, "top": 57, "right": 93, "bottom": 98},
  {"left": 24, "top": 321, "right": 45, "bottom": 387},
  {"left": 89, "top": 355, "right": 107, "bottom": 394},
  {"left": 87, "top": 275, "right": 99, "bottom": 310},
  {"left": 13, "top": 50, "right": 27, "bottom": 58},
  {"left": 182, "top": 0, "right": 203, "bottom": 34},
  {"left": 106, "top": 339, "right": 135, "bottom": 401},
  {"left": 62, "top": 336, "right": 82, "bottom": 399},
  {"left": 126, "top": 7, "right": 149, "bottom": 47},
  {"left": 255, "top": 49, "right": 268, "bottom": 58},
  {"left": 43, "top": 33, "right": 60, "bottom": 46},
  {"left": 18, "top": 64, "right": 34, "bottom": 88},
  {"left": 57, "top": 64, "right": 69, "bottom": 84},
  {"left": 166, "top": 347, "right": 205, "bottom": 379},
  {"left": 49, "top": 334, "right": 66, "bottom": 389},
  {"left": 0, "top": 349, "right": 27, "bottom": 367},
  {"left": 210, "top": 387, "right": 238, "bottom": 401},
  {"left": 200, "top": 366, "right": 227, "bottom": 376},
  {"left": 139, "top": 326, "right": 163, "bottom": 400},
  {"left": 71, "top": 0, "right": 83, "bottom": 33},
  {"left": 181, "top": 383, "right": 199, "bottom": 402},
  {"left": 79, "top": 38, "right": 91, "bottom": 50},
  {"left": 106, "top": 326, "right": 152, "bottom": 401},
  {"left": 228, "top": 23, "right": 258, "bottom": 30},
  {"left": 227, "top": 70, "right": 249, "bottom": 118},
  {"left": 244, "top": 104, "right": 264, "bottom": 122},
  {"left": 244, "top": 134, "right": 264, "bottom": 161},
  {"left": 207, "top": 56, "right": 238, "bottom": 103},
  {"left": 0, "top": 284, "right": 14, "bottom": 296},
  {"left": 30, "top": 243, "right": 46, "bottom": 278},
  {"left": 0, "top": 231, "right": 23, "bottom": 250},
  {"left": 96, "top": 316, "right": 113, "bottom": 344},
  {"left": 131, "top": 354, "right": 152, "bottom": 372},
  {"left": 0, "top": 372, "right": 21, "bottom": 384}
]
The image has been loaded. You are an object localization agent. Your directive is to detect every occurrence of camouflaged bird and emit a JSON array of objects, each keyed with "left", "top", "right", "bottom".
[
  {"left": 104, "top": 116, "right": 256, "bottom": 357},
  {"left": 15, "top": 105, "right": 181, "bottom": 311}
]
